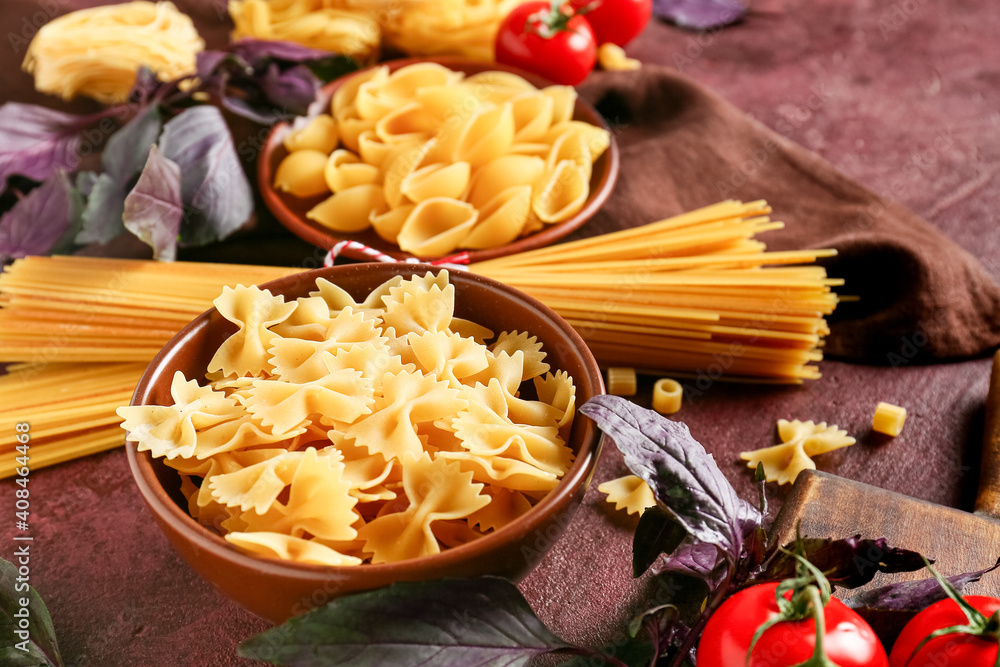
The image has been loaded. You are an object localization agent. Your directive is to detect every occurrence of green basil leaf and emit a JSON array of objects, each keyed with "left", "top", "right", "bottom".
[
  {"left": 0, "top": 557, "right": 63, "bottom": 667},
  {"left": 239, "top": 576, "right": 580, "bottom": 666}
]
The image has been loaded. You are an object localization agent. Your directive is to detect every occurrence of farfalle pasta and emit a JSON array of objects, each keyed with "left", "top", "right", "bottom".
[
  {"left": 274, "top": 62, "right": 611, "bottom": 256},
  {"left": 117, "top": 270, "right": 577, "bottom": 566}
]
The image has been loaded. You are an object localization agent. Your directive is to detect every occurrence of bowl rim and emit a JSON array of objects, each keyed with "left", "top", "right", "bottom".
[
  {"left": 125, "top": 263, "right": 605, "bottom": 581},
  {"left": 258, "top": 56, "right": 620, "bottom": 264}
]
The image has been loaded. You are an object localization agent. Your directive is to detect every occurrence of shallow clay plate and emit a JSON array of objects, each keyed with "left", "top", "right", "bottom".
[{"left": 259, "top": 57, "right": 619, "bottom": 263}]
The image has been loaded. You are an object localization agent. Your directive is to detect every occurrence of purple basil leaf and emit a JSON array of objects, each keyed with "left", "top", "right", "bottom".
[
  {"left": 0, "top": 171, "right": 74, "bottom": 263},
  {"left": 644, "top": 572, "right": 711, "bottom": 626},
  {"left": 76, "top": 174, "right": 126, "bottom": 245},
  {"left": 0, "top": 557, "right": 63, "bottom": 666},
  {"left": 844, "top": 559, "right": 1000, "bottom": 611},
  {"left": 238, "top": 576, "right": 579, "bottom": 666},
  {"left": 157, "top": 106, "right": 253, "bottom": 245},
  {"left": 580, "top": 396, "right": 762, "bottom": 567},
  {"left": 0, "top": 104, "right": 86, "bottom": 188},
  {"left": 228, "top": 37, "right": 333, "bottom": 67},
  {"left": 261, "top": 62, "right": 320, "bottom": 116},
  {"left": 655, "top": 538, "right": 728, "bottom": 588},
  {"left": 127, "top": 66, "right": 164, "bottom": 107},
  {"left": 102, "top": 106, "right": 163, "bottom": 181},
  {"left": 634, "top": 506, "right": 689, "bottom": 577},
  {"left": 123, "top": 146, "right": 183, "bottom": 261},
  {"left": 760, "top": 536, "right": 928, "bottom": 589},
  {"left": 653, "top": 0, "right": 747, "bottom": 30}
]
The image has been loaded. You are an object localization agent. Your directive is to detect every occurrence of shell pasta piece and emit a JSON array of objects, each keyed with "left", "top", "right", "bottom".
[{"left": 118, "top": 270, "right": 577, "bottom": 565}]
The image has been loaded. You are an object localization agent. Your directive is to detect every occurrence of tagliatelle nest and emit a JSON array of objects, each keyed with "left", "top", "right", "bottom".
[{"left": 22, "top": 1, "right": 204, "bottom": 103}]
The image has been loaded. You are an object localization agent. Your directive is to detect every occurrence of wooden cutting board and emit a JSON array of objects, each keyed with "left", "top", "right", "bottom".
[{"left": 769, "top": 350, "right": 1000, "bottom": 641}]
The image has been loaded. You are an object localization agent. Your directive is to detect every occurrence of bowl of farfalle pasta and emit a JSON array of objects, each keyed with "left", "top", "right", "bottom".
[
  {"left": 259, "top": 57, "right": 618, "bottom": 263},
  {"left": 121, "top": 262, "right": 604, "bottom": 623}
]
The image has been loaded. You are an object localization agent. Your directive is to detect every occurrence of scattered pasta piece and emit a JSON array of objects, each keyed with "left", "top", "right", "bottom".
[
  {"left": 740, "top": 419, "right": 857, "bottom": 485},
  {"left": 598, "top": 475, "right": 655, "bottom": 516},
  {"left": 872, "top": 402, "right": 907, "bottom": 437},
  {"left": 652, "top": 378, "right": 682, "bottom": 414},
  {"left": 118, "top": 270, "right": 577, "bottom": 566},
  {"left": 274, "top": 62, "right": 611, "bottom": 256},
  {"left": 23, "top": 1, "right": 204, "bottom": 103},
  {"left": 598, "top": 43, "right": 641, "bottom": 71},
  {"left": 606, "top": 367, "right": 637, "bottom": 396}
]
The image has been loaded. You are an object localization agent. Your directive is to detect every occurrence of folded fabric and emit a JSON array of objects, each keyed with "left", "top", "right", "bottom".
[{"left": 578, "top": 67, "right": 1000, "bottom": 363}]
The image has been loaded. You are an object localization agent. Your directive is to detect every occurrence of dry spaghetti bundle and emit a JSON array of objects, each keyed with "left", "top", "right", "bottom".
[
  {"left": 23, "top": 1, "right": 204, "bottom": 103},
  {"left": 0, "top": 363, "right": 147, "bottom": 477},
  {"left": 471, "top": 200, "right": 840, "bottom": 382}
]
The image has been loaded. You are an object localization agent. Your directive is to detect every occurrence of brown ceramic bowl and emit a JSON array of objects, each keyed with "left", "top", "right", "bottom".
[
  {"left": 259, "top": 57, "right": 619, "bottom": 263},
  {"left": 125, "top": 263, "right": 604, "bottom": 624}
]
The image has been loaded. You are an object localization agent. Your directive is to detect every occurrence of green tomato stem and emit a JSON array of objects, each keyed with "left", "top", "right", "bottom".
[{"left": 792, "top": 585, "right": 840, "bottom": 667}]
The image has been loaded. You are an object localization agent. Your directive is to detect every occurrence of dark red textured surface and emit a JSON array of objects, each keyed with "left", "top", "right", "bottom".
[{"left": 1, "top": 0, "right": 999, "bottom": 664}]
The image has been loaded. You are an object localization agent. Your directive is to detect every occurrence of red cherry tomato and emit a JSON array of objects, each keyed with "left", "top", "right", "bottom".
[
  {"left": 494, "top": 1, "right": 597, "bottom": 86},
  {"left": 571, "top": 0, "right": 652, "bottom": 47},
  {"left": 697, "top": 582, "right": 889, "bottom": 667},
  {"left": 888, "top": 595, "right": 1000, "bottom": 667}
]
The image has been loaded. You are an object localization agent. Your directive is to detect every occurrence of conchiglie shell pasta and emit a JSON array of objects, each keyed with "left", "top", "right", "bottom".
[
  {"left": 453, "top": 103, "right": 515, "bottom": 167},
  {"left": 324, "top": 150, "right": 380, "bottom": 193},
  {"left": 464, "top": 70, "right": 538, "bottom": 92},
  {"left": 370, "top": 204, "right": 415, "bottom": 243},
  {"left": 284, "top": 114, "right": 339, "bottom": 154},
  {"left": 461, "top": 185, "right": 532, "bottom": 249},
  {"left": 375, "top": 102, "right": 439, "bottom": 144},
  {"left": 532, "top": 160, "right": 589, "bottom": 224},
  {"left": 307, "top": 184, "right": 386, "bottom": 232},
  {"left": 396, "top": 198, "right": 478, "bottom": 257},
  {"left": 542, "top": 86, "right": 577, "bottom": 125},
  {"left": 378, "top": 62, "right": 463, "bottom": 101},
  {"left": 546, "top": 131, "right": 593, "bottom": 182},
  {"left": 510, "top": 92, "right": 554, "bottom": 143},
  {"left": 338, "top": 116, "right": 376, "bottom": 153},
  {"left": 356, "top": 130, "right": 395, "bottom": 168},
  {"left": 332, "top": 65, "right": 389, "bottom": 118},
  {"left": 508, "top": 143, "right": 552, "bottom": 158},
  {"left": 383, "top": 139, "right": 437, "bottom": 208},
  {"left": 355, "top": 80, "right": 397, "bottom": 121},
  {"left": 467, "top": 154, "right": 545, "bottom": 208},
  {"left": 544, "top": 121, "right": 610, "bottom": 161},
  {"left": 401, "top": 162, "right": 471, "bottom": 203},
  {"left": 274, "top": 149, "right": 330, "bottom": 198}
]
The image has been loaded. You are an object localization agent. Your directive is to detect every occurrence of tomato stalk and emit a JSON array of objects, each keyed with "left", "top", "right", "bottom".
[
  {"left": 744, "top": 550, "right": 842, "bottom": 667},
  {"left": 904, "top": 559, "right": 1000, "bottom": 667},
  {"left": 525, "top": 1, "right": 583, "bottom": 38}
]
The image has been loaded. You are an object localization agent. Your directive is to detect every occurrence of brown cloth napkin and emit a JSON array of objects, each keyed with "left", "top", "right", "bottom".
[{"left": 577, "top": 67, "right": 1000, "bottom": 363}]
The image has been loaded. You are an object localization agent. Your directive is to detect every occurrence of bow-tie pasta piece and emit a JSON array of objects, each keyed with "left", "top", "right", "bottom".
[
  {"left": 117, "top": 371, "right": 244, "bottom": 460},
  {"left": 534, "top": 370, "right": 577, "bottom": 431},
  {"left": 225, "top": 532, "right": 362, "bottom": 567},
  {"left": 740, "top": 419, "right": 856, "bottom": 485},
  {"left": 406, "top": 330, "right": 489, "bottom": 387},
  {"left": 268, "top": 308, "right": 385, "bottom": 383},
  {"left": 208, "top": 285, "right": 298, "bottom": 378},
  {"left": 598, "top": 475, "right": 656, "bottom": 516},
  {"left": 243, "top": 368, "right": 374, "bottom": 436},
  {"left": 468, "top": 488, "right": 533, "bottom": 532},
  {"left": 269, "top": 295, "right": 336, "bottom": 341},
  {"left": 491, "top": 331, "right": 550, "bottom": 381},
  {"left": 357, "top": 453, "right": 489, "bottom": 563},
  {"left": 344, "top": 369, "right": 466, "bottom": 463},
  {"left": 229, "top": 448, "right": 360, "bottom": 543},
  {"left": 379, "top": 271, "right": 454, "bottom": 336},
  {"left": 453, "top": 401, "right": 574, "bottom": 477}
]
